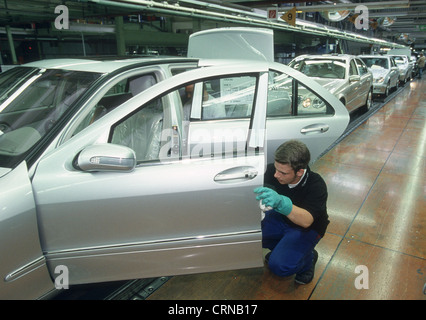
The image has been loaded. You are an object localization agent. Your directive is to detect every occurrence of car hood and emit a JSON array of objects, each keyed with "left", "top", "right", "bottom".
[
  {"left": 312, "top": 78, "right": 346, "bottom": 94},
  {"left": 0, "top": 167, "right": 11, "bottom": 178},
  {"left": 370, "top": 68, "right": 389, "bottom": 79}
]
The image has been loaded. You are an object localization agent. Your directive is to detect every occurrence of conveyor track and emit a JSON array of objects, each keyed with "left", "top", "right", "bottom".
[{"left": 105, "top": 276, "right": 171, "bottom": 300}]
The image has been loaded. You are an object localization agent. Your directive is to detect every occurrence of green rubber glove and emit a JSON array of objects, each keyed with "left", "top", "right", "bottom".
[{"left": 254, "top": 187, "right": 293, "bottom": 216}]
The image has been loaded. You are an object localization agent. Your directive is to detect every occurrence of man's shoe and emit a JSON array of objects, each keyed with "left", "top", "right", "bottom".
[
  {"left": 295, "top": 250, "right": 318, "bottom": 285},
  {"left": 263, "top": 248, "right": 271, "bottom": 264}
]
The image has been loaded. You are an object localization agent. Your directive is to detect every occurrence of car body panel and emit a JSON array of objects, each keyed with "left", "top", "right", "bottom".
[
  {"left": 289, "top": 54, "right": 373, "bottom": 113},
  {"left": 359, "top": 55, "right": 399, "bottom": 96},
  {"left": 390, "top": 54, "right": 413, "bottom": 82},
  {"left": 0, "top": 167, "right": 10, "bottom": 177},
  {"left": 0, "top": 161, "right": 54, "bottom": 299}
]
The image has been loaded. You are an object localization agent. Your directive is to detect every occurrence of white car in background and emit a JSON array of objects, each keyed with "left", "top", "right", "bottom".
[
  {"left": 359, "top": 55, "right": 400, "bottom": 97},
  {"left": 0, "top": 28, "right": 349, "bottom": 299},
  {"left": 390, "top": 54, "right": 413, "bottom": 83},
  {"left": 289, "top": 54, "right": 373, "bottom": 113}
]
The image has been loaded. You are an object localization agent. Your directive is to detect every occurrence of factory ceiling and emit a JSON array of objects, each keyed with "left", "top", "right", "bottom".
[{"left": 0, "top": 0, "right": 425, "bottom": 48}]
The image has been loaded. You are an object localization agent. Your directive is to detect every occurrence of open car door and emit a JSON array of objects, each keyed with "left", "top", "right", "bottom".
[{"left": 32, "top": 64, "right": 268, "bottom": 285}]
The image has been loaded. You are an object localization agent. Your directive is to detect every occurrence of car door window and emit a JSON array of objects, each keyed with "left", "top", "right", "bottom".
[
  {"left": 71, "top": 73, "right": 157, "bottom": 138},
  {"left": 355, "top": 59, "right": 369, "bottom": 75},
  {"left": 184, "top": 76, "right": 257, "bottom": 121},
  {"left": 267, "top": 71, "right": 333, "bottom": 117},
  {"left": 349, "top": 60, "right": 359, "bottom": 76},
  {"left": 110, "top": 94, "right": 164, "bottom": 162},
  {"left": 179, "top": 74, "right": 260, "bottom": 160},
  {"left": 267, "top": 71, "right": 292, "bottom": 117}
]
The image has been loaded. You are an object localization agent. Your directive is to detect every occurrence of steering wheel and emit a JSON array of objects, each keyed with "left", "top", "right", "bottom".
[{"left": 0, "top": 122, "right": 11, "bottom": 135}]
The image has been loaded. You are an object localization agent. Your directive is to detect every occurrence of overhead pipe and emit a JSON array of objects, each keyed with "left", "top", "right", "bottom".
[
  {"left": 293, "top": 1, "right": 410, "bottom": 12},
  {"left": 88, "top": 0, "right": 406, "bottom": 48}
]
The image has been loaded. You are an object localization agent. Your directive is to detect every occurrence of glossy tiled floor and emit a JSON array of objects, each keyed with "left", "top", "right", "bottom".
[{"left": 149, "top": 78, "right": 426, "bottom": 300}]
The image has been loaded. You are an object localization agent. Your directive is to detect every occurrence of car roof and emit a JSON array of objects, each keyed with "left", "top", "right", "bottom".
[
  {"left": 359, "top": 55, "right": 389, "bottom": 58},
  {"left": 23, "top": 56, "right": 198, "bottom": 73},
  {"left": 295, "top": 54, "right": 356, "bottom": 61},
  {"left": 21, "top": 56, "right": 283, "bottom": 77}
]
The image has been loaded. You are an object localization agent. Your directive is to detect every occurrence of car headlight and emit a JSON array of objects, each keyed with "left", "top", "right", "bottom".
[
  {"left": 375, "top": 77, "right": 385, "bottom": 83},
  {"left": 299, "top": 96, "right": 325, "bottom": 109},
  {"left": 302, "top": 97, "right": 311, "bottom": 108}
]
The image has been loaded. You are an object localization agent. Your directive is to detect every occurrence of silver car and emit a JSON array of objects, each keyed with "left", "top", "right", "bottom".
[
  {"left": 390, "top": 54, "right": 413, "bottom": 83},
  {"left": 0, "top": 28, "right": 349, "bottom": 299},
  {"left": 289, "top": 54, "right": 373, "bottom": 113},
  {"left": 359, "top": 55, "right": 399, "bottom": 97}
]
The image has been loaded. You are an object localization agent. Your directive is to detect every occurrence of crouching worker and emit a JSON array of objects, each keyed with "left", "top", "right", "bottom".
[{"left": 254, "top": 140, "right": 329, "bottom": 284}]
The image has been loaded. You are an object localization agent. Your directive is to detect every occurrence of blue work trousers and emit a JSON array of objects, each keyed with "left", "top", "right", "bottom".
[{"left": 262, "top": 210, "right": 321, "bottom": 277}]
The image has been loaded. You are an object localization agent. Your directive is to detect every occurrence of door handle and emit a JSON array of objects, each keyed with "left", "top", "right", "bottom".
[
  {"left": 214, "top": 166, "right": 258, "bottom": 183},
  {"left": 300, "top": 124, "right": 329, "bottom": 134}
]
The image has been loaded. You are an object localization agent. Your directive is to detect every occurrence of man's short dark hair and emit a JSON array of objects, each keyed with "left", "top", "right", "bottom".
[{"left": 274, "top": 140, "right": 310, "bottom": 172}]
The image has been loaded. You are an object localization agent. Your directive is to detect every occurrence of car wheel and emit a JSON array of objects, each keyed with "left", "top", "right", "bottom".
[
  {"left": 385, "top": 82, "right": 390, "bottom": 97},
  {"left": 363, "top": 89, "right": 372, "bottom": 112}
]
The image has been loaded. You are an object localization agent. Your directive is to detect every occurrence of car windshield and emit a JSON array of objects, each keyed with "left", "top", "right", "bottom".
[
  {"left": 0, "top": 67, "right": 102, "bottom": 168},
  {"left": 393, "top": 56, "right": 405, "bottom": 64},
  {"left": 361, "top": 57, "right": 389, "bottom": 70},
  {"left": 290, "top": 59, "right": 346, "bottom": 79}
]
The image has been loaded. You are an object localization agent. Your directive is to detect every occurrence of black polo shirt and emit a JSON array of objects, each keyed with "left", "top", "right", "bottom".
[{"left": 264, "top": 163, "right": 329, "bottom": 237}]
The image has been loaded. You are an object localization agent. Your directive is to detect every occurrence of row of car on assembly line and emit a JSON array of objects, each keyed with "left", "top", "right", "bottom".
[
  {"left": 0, "top": 27, "right": 412, "bottom": 299},
  {"left": 290, "top": 52, "right": 414, "bottom": 113}
]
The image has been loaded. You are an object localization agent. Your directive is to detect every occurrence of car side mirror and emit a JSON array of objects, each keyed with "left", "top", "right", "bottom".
[
  {"left": 349, "top": 75, "right": 360, "bottom": 82},
  {"left": 391, "top": 67, "right": 398, "bottom": 71},
  {"left": 73, "top": 143, "right": 136, "bottom": 172}
]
